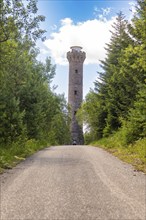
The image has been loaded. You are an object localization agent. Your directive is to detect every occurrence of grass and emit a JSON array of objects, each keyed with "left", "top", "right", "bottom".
[
  {"left": 91, "top": 137, "right": 146, "bottom": 173},
  {"left": 0, "top": 139, "right": 50, "bottom": 174},
  {"left": 1, "top": 136, "right": 145, "bottom": 174}
]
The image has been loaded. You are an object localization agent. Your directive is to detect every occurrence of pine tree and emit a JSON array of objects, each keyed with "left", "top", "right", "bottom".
[
  {"left": 95, "top": 12, "right": 134, "bottom": 136},
  {"left": 118, "top": 0, "right": 146, "bottom": 143},
  {"left": 80, "top": 1, "right": 146, "bottom": 143}
]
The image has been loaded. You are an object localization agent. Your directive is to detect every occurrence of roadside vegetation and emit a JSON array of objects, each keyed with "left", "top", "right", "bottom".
[
  {"left": 77, "top": 0, "right": 146, "bottom": 173},
  {"left": 0, "top": 139, "right": 48, "bottom": 173},
  {"left": 0, "top": 0, "right": 71, "bottom": 173},
  {"left": 91, "top": 137, "right": 146, "bottom": 173}
]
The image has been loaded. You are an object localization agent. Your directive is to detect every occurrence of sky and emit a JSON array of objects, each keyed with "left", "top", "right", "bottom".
[{"left": 36, "top": 0, "right": 136, "bottom": 100}]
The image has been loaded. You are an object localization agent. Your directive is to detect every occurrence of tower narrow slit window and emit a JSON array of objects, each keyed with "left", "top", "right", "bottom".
[
  {"left": 74, "top": 111, "right": 77, "bottom": 115},
  {"left": 74, "top": 90, "right": 77, "bottom": 95},
  {"left": 75, "top": 69, "right": 78, "bottom": 73}
]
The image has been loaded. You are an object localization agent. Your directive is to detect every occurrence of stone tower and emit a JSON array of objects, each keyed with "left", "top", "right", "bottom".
[{"left": 67, "top": 46, "right": 86, "bottom": 145}]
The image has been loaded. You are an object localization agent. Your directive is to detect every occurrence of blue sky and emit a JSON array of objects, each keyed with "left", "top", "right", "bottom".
[{"left": 36, "top": 0, "right": 136, "bottom": 99}]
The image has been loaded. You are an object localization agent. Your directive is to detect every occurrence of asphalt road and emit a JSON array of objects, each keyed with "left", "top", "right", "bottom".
[{"left": 1, "top": 145, "right": 146, "bottom": 220}]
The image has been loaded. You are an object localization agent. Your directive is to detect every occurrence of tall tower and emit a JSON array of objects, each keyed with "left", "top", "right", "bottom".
[{"left": 67, "top": 46, "right": 86, "bottom": 145}]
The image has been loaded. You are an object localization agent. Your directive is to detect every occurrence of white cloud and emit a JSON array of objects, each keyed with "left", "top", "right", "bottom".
[
  {"left": 40, "top": 48, "right": 49, "bottom": 55},
  {"left": 93, "top": 7, "right": 111, "bottom": 21},
  {"left": 61, "top": 17, "right": 73, "bottom": 26},
  {"left": 129, "top": 1, "right": 137, "bottom": 19},
  {"left": 50, "top": 24, "right": 57, "bottom": 31},
  {"left": 44, "top": 17, "right": 116, "bottom": 65}
]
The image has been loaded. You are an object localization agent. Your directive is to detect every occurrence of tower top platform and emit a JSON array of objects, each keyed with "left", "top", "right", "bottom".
[
  {"left": 70, "top": 46, "right": 82, "bottom": 52},
  {"left": 67, "top": 46, "right": 86, "bottom": 63}
]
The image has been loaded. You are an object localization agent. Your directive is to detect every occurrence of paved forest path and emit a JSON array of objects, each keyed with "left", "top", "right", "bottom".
[{"left": 1, "top": 145, "right": 146, "bottom": 220}]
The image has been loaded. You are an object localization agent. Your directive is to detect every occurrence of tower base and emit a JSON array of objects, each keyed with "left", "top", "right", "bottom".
[{"left": 71, "top": 125, "right": 84, "bottom": 145}]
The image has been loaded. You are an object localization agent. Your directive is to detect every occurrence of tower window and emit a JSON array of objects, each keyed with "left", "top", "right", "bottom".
[
  {"left": 74, "top": 90, "right": 77, "bottom": 95},
  {"left": 75, "top": 69, "right": 78, "bottom": 73},
  {"left": 74, "top": 111, "right": 77, "bottom": 115}
]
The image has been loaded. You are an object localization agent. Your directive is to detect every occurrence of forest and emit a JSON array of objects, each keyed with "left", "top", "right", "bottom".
[
  {"left": 0, "top": 0, "right": 145, "bottom": 172},
  {"left": 77, "top": 0, "right": 146, "bottom": 171},
  {"left": 0, "top": 0, "right": 71, "bottom": 171}
]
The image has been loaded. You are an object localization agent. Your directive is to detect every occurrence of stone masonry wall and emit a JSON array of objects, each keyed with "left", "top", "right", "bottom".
[{"left": 67, "top": 47, "right": 86, "bottom": 144}]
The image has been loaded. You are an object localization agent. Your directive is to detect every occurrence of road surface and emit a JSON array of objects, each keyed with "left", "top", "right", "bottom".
[{"left": 1, "top": 145, "right": 146, "bottom": 219}]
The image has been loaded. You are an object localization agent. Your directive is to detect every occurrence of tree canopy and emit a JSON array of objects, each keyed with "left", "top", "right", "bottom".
[
  {"left": 78, "top": 0, "right": 146, "bottom": 144},
  {"left": 0, "top": 0, "right": 71, "bottom": 147}
]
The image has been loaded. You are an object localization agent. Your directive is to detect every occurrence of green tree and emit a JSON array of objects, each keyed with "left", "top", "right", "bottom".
[
  {"left": 77, "top": 91, "right": 107, "bottom": 140},
  {"left": 0, "top": 0, "right": 71, "bottom": 145},
  {"left": 94, "top": 12, "right": 134, "bottom": 136},
  {"left": 48, "top": 94, "right": 71, "bottom": 145},
  {"left": 0, "top": 0, "right": 72, "bottom": 147},
  {"left": 119, "top": 82, "right": 146, "bottom": 145},
  {"left": 118, "top": 0, "right": 146, "bottom": 144},
  {"left": 83, "top": 1, "right": 146, "bottom": 143},
  {"left": 0, "top": 0, "right": 46, "bottom": 43},
  {"left": 0, "top": 39, "right": 29, "bottom": 144}
]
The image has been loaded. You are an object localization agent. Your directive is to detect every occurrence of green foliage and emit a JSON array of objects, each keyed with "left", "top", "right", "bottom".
[
  {"left": 48, "top": 113, "right": 71, "bottom": 145},
  {"left": 93, "top": 12, "right": 135, "bottom": 136},
  {"left": 0, "top": 96, "right": 26, "bottom": 144},
  {"left": 78, "top": 2, "right": 146, "bottom": 176},
  {"left": 92, "top": 136, "right": 146, "bottom": 173},
  {"left": 0, "top": 0, "right": 71, "bottom": 172},
  {"left": 0, "top": 0, "right": 46, "bottom": 43},
  {"left": 47, "top": 94, "right": 71, "bottom": 145},
  {"left": 119, "top": 83, "right": 146, "bottom": 144},
  {"left": 0, "top": 139, "right": 49, "bottom": 172},
  {"left": 77, "top": 91, "right": 107, "bottom": 140},
  {"left": 84, "top": 132, "right": 95, "bottom": 145},
  {"left": 81, "top": 2, "right": 146, "bottom": 147}
]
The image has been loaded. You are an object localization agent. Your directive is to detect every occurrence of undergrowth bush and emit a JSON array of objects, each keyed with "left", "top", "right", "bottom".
[
  {"left": 92, "top": 136, "right": 146, "bottom": 173},
  {"left": 0, "top": 139, "right": 49, "bottom": 172}
]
